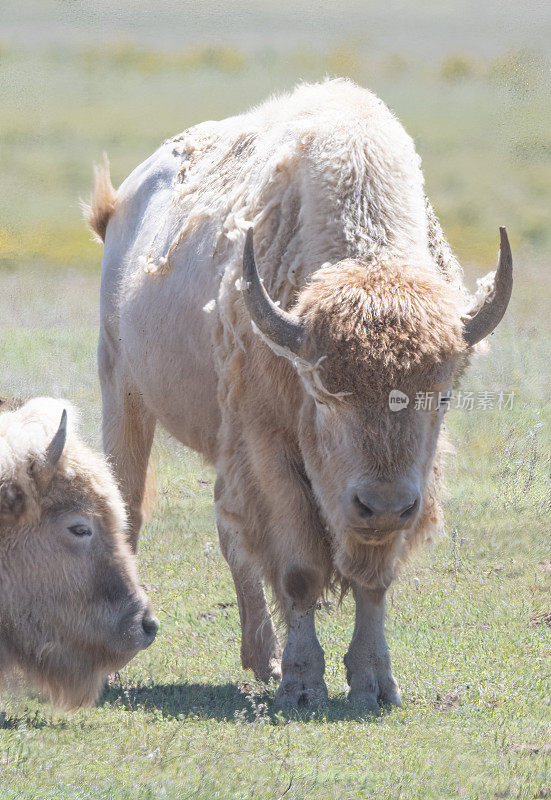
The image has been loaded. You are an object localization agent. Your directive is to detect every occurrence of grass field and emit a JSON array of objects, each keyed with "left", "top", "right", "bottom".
[{"left": 1, "top": 2, "right": 550, "bottom": 798}]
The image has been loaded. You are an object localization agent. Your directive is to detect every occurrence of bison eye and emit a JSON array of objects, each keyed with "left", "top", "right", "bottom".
[{"left": 68, "top": 523, "right": 92, "bottom": 537}]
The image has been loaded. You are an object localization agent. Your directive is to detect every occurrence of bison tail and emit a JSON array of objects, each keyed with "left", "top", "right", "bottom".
[{"left": 81, "top": 154, "right": 117, "bottom": 243}]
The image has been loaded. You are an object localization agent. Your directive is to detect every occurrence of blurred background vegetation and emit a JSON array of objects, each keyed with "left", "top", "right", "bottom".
[{"left": 0, "top": 0, "right": 550, "bottom": 273}]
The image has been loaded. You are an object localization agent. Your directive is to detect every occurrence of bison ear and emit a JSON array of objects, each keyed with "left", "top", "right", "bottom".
[
  {"left": 31, "top": 409, "right": 68, "bottom": 492},
  {"left": 0, "top": 481, "right": 27, "bottom": 522}
]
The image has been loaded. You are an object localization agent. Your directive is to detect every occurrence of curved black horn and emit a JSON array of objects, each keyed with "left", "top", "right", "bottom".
[
  {"left": 242, "top": 228, "right": 306, "bottom": 355},
  {"left": 45, "top": 409, "right": 67, "bottom": 468},
  {"left": 463, "top": 227, "right": 513, "bottom": 346},
  {"left": 32, "top": 408, "right": 68, "bottom": 492}
]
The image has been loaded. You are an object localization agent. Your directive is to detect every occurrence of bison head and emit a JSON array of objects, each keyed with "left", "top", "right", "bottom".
[
  {"left": 242, "top": 228, "right": 512, "bottom": 584},
  {"left": 0, "top": 399, "right": 158, "bottom": 708}
]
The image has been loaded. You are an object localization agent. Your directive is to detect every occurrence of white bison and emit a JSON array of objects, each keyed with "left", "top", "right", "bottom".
[
  {"left": 0, "top": 398, "right": 158, "bottom": 708},
  {"left": 85, "top": 79, "right": 512, "bottom": 709}
]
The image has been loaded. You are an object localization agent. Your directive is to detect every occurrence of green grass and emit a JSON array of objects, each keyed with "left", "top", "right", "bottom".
[
  {"left": 1, "top": 3, "right": 550, "bottom": 797},
  {"left": 0, "top": 261, "right": 549, "bottom": 800}
]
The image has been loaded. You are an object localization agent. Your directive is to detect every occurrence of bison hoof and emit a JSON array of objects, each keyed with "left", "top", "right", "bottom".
[
  {"left": 274, "top": 678, "right": 328, "bottom": 709},
  {"left": 348, "top": 686, "right": 402, "bottom": 713},
  {"left": 250, "top": 657, "right": 282, "bottom": 684},
  {"left": 346, "top": 663, "right": 402, "bottom": 712},
  {"left": 242, "top": 646, "right": 282, "bottom": 684},
  {"left": 348, "top": 690, "right": 382, "bottom": 714},
  {"left": 381, "top": 686, "right": 402, "bottom": 708}
]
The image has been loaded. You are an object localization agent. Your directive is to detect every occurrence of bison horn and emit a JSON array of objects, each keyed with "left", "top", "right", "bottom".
[
  {"left": 31, "top": 409, "right": 68, "bottom": 492},
  {"left": 46, "top": 409, "right": 68, "bottom": 467},
  {"left": 462, "top": 228, "right": 513, "bottom": 346},
  {"left": 242, "top": 227, "right": 306, "bottom": 356}
]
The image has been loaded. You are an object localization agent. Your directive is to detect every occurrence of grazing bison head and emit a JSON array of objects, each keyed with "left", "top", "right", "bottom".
[
  {"left": 242, "top": 228, "right": 512, "bottom": 584},
  {"left": 0, "top": 398, "right": 158, "bottom": 708}
]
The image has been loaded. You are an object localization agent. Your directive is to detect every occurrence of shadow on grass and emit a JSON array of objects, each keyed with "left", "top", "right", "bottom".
[
  {"left": 0, "top": 708, "right": 75, "bottom": 730},
  {"left": 99, "top": 681, "right": 390, "bottom": 724}
]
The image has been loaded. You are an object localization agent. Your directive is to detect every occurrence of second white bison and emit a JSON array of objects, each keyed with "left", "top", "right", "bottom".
[
  {"left": 86, "top": 79, "right": 512, "bottom": 709},
  {"left": 0, "top": 398, "right": 158, "bottom": 708}
]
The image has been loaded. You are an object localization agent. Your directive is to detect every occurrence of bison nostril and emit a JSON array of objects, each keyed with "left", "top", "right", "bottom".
[
  {"left": 400, "top": 498, "right": 419, "bottom": 520},
  {"left": 353, "top": 495, "right": 374, "bottom": 519},
  {"left": 141, "top": 613, "right": 159, "bottom": 640}
]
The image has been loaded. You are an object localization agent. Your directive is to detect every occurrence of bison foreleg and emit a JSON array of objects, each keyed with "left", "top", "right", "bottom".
[
  {"left": 343, "top": 584, "right": 401, "bottom": 712},
  {"left": 274, "top": 604, "right": 327, "bottom": 709},
  {"left": 234, "top": 572, "right": 282, "bottom": 684},
  {"left": 215, "top": 499, "right": 281, "bottom": 683}
]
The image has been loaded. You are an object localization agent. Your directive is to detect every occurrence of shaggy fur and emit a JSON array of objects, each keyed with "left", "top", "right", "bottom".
[
  {"left": 295, "top": 260, "right": 466, "bottom": 395},
  {"left": 91, "top": 79, "right": 503, "bottom": 706},
  {"left": 0, "top": 398, "right": 154, "bottom": 709},
  {"left": 216, "top": 259, "right": 466, "bottom": 597}
]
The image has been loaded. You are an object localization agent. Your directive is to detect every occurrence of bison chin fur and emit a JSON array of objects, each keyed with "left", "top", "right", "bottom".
[
  {"left": 2, "top": 659, "right": 107, "bottom": 711},
  {"left": 333, "top": 480, "right": 444, "bottom": 596},
  {"left": 334, "top": 532, "right": 406, "bottom": 593},
  {"left": 36, "top": 669, "right": 107, "bottom": 711},
  {"left": 1, "top": 635, "right": 137, "bottom": 710}
]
